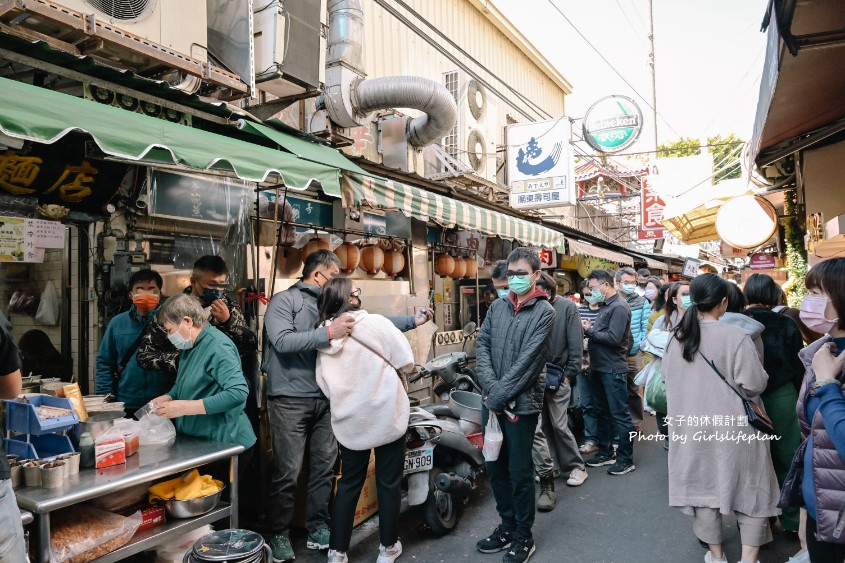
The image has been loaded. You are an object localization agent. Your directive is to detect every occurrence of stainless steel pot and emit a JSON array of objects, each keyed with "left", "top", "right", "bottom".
[
  {"left": 71, "top": 410, "right": 124, "bottom": 446},
  {"left": 448, "top": 390, "right": 482, "bottom": 425}
]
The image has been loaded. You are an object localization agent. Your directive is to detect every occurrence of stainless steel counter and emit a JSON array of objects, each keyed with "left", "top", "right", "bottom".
[{"left": 15, "top": 437, "right": 244, "bottom": 563}]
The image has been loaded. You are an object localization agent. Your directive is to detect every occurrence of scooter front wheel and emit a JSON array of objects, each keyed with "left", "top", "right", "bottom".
[{"left": 422, "top": 468, "right": 458, "bottom": 535}]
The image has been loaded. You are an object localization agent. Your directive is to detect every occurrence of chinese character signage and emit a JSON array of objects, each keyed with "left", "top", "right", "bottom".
[
  {"left": 0, "top": 216, "right": 64, "bottom": 263},
  {"left": 0, "top": 138, "right": 127, "bottom": 212},
  {"left": 506, "top": 118, "right": 576, "bottom": 209},
  {"left": 640, "top": 175, "right": 666, "bottom": 238}
]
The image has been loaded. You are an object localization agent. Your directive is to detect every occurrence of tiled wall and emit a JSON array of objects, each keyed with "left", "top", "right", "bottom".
[{"left": 1, "top": 249, "right": 64, "bottom": 352}]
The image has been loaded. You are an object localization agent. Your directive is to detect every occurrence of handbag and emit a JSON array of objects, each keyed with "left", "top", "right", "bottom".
[
  {"left": 348, "top": 334, "right": 409, "bottom": 392},
  {"left": 545, "top": 362, "right": 565, "bottom": 394},
  {"left": 698, "top": 351, "right": 776, "bottom": 436}
]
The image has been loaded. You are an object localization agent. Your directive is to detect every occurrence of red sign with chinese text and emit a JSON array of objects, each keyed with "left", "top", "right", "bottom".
[{"left": 640, "top": 176, "right": 666, "bottom": 234}]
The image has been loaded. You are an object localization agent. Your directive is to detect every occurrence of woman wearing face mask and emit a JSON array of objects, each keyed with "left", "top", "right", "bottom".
[
  {"left": 779, "top": 258, "right": 845, "bottom": 561},
  {"left": 152, "top": 294, "right": 256, "bottom": 477},
  {"left": 577, "top": 280, "right": 602, "bottom": 455},
  {"left": 315, "top": 278, "right": 415, "bottom": 563},
  {"left": 663, "top": 274, "right": 778, "bottom": 563}
]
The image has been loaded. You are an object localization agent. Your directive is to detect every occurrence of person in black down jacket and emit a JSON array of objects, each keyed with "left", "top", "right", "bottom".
[
  {"left": 743, "top": 273, "right": 804, "bottom": 536},
  {"left": 475, "top": 248, "right": 554, "bottom": 563}
]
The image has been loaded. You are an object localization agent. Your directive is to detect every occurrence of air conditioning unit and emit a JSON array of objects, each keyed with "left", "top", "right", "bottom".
[
  {"left": 56, "top": 0, "right": 208, "bottom": 62},
  {"left": 443, "top": 70, "right": 499, "bottom": 183},
  {"left": 83, "top": 84, "right": 192, "bottom": 126},
  {"left": 253, "top": 0, "right": 326, "bottom": 98}
]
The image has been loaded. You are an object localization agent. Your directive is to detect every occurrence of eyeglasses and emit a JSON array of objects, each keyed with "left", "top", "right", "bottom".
[
  {"left": 506, "top": 270, "right": 533, "bottom": 277},
  {"left": 350, "top": 288, "right": 361, "bottom": 298}
]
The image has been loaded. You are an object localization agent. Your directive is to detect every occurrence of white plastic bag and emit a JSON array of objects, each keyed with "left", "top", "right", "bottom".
[
  {"left": 482, "top": 413, "right": 504, "bottom": 462},
  {"left": 135, "top": 401, "right": 177, "bottom": 447},
  {"left": 35, "top": 280, "right": 59, "bottom": 325}
]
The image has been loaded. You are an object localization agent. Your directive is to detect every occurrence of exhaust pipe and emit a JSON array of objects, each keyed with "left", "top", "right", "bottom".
[{"left": 434, "top": 472, "right": 473, "bottom": 498}]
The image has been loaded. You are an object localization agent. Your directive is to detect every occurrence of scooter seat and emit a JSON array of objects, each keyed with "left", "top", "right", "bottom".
[{"left": 422, "top": 403, "right": 457, "bottom": 419}]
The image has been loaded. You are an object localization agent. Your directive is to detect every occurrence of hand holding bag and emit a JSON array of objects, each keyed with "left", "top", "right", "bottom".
[
  {"left": 698, "top": 351, "right": 776, "bottom": 436},
  {"left": 483, "top": 413, "right": 503, "bottom": 462}
]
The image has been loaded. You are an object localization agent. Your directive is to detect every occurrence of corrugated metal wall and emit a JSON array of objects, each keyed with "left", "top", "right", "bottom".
[{"left": 361, "top": 0, "right": 567, "bottom": 137}]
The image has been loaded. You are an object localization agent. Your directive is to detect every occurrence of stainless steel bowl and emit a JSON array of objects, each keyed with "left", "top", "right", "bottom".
[
  {"left": 164, "top": 486, "right": 225, "bottom": 519},
  {"left": 449, "top": 390, "right": 482, "bottom": 425}
]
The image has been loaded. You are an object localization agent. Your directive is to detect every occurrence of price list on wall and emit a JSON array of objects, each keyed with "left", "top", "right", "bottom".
[{"left": 0, "top": 216, "right": 65, "bottom": 263}]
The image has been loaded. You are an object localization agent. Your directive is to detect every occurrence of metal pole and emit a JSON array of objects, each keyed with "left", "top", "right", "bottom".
[{"left": 648, "top": 0, "right": 658, "bottom": 151}]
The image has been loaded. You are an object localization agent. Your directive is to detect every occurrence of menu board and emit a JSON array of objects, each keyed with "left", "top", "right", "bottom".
[{"left": 0, "top": 216, "right": 64, "bottom": 262}]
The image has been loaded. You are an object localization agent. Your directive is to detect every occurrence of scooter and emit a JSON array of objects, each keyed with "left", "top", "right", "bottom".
[{"left": 403, "top": 323, "right": 486, "bottom": 535}]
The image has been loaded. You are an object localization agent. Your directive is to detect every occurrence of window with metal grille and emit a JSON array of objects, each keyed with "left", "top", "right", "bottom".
[{"left": 443, "top": 70, "right": 459, "bottom": 157}]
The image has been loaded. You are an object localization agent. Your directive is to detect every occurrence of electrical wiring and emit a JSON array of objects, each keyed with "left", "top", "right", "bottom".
[
  {"left": 547, "top": 0, "right": 682, "bottom": 139},
  {"left": 614, "top": 0, "right": 650, "bottom": 50}
]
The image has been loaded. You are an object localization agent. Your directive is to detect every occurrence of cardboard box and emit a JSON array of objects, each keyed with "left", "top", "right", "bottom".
[
  {"left": 95, "top": 433, "right": 126, "bottom": 469},
  {"left": 137, "top": 504, "right": 165, "bottom": 532}
]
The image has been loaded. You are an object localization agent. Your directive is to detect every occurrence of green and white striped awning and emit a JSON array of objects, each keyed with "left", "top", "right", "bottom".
[{"left": 343, "top": 174, "right": 565, "bottom": 252}]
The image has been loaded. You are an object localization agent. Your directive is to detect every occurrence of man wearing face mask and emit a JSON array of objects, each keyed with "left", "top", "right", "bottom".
[
  {"left": 263, "top": 250, "right": 432, "bottom": 562},
  {"left": 615, "top": 267, "right": 650, "bottom": 434},
  {"left": 96, "top": 269, "right": 170, "bottom": 416},
  {"left": 136, "top": 255, "right": 256, "bottom": 375}
]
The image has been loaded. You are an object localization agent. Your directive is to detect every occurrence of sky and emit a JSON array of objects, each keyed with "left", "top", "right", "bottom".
[{"left": 497, "top": 0, "right": 770, "bottom": 152}]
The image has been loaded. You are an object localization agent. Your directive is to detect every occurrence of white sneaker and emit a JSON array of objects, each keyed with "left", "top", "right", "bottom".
[
  {"left": 704, "top": 552, "right": 727, "bottom": 563},
  {"left": 377, "top": 541, "right": 402, "bottom": 563},
  {"left": 566, "top": 468, "right": 588, "bottom": 487},
  {"left": 578, "top": 442, "right": 598, "bottom": 454},
  {"left": 328, "top": 549, "right": 348, "bottom": 563}
]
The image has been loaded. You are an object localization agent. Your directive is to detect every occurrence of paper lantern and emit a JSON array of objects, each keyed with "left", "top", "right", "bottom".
[
  {"left": 361, "top": 244, "right": 384, "bottom": 275},
  {"left": 384, "top": 250, "right": 406, "bottom": 277},
  {"left": 435, "top": 253, "right": 455, "bottom": 278},
  {"left": 301, "top": 238, "right": 330, "bottom": 262},
  {"left": 450, "top": 257, "right": 467, "bottom": 279},
  {"left": 334, "top": 242, "right": 360, "bottom": 274},
  {"left": 463, "top": 256, "right": 478, "bottom": 278},
  {"left": 715, "top": 195, "right": 778, "bottom": 249},
  {"left": 275, "top": 247, "right": 302, "bottom": 278}
]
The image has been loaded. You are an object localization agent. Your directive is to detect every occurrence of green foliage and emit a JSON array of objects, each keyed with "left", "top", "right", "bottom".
[
  {"left": 657, "top": 137, "right": 701, "bottom": 158},
  {"left": 783, "top": 189, "right": 808, "bottom": 307}
]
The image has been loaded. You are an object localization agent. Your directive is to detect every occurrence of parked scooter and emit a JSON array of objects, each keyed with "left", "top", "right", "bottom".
[{"left": 404, "top": 323, "right": 485, "bottom": 534}]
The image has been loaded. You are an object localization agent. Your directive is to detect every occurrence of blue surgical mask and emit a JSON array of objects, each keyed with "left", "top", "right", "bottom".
[
  {"left": 621, "top": 283, "right": 637, "bottom": 295},
  {"left": 199, "top": 287, "right": 226, "bottom": 308},
  {"left": 496, "top": 288, "right": 510, "bottom": 300},
  {"left": 167, "top": 322, "right": 194, "bottom": 350},
  {"left": 585, "top": 294, "right": 598, "bottom": 305},
  {"left": 591, "top": 287, "right": 606, "bottom": 303},
  {"left": 508, "top": 274, "right": 534, "bottom": 296},
  {"left": 680, "top": 295, "right": 693, "bottom": 310}
]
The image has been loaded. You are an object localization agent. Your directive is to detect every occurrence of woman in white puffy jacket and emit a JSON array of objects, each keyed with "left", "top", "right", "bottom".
[{"left": 316, "top": 277, "right": 415, "bottom": 563}]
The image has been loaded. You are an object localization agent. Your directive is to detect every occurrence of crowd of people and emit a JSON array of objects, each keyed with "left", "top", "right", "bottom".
[{"left": 2, "top": 248, "right": 845, "bottom": 563}]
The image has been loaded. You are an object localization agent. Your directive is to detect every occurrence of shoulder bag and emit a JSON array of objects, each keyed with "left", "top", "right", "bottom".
[
  {"left": 698, "top": 350, "right": 776, "bottom": 435},
  {"left": 348, "top": 334, "right": 409, "bottom": 392}
]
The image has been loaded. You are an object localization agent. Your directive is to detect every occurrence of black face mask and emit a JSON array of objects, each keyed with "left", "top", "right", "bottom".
[
  {"left": 199, "top": 287, "right": 226, "bottom": 307},
  {"left": 638, "top": 282, "right": 647, "bottom": 288},
  {"left": 348, "top": 296, "right": 362, "bottom": 311}
]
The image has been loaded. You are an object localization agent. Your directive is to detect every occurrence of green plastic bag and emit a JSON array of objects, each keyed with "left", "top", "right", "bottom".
[{"left": 645, "top": 363, "right": 667, "bottom": 414}]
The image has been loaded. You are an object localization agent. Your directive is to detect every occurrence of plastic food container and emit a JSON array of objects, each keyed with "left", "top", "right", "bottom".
[{"left": 123, "top": 430, "right": 140, "bottom": 457}]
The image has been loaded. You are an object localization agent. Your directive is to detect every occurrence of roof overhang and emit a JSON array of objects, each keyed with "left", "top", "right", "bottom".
[
  {"left": 660, "top": 178, "right": 752, "bottom": 244},
  {"left": 752, "top": 0, "right": 845, "bottom": 166}
]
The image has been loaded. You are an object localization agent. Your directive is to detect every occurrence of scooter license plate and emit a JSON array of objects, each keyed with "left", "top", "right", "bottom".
[{"left": 404, "top": 447, "right": 434, "bottom": 475}]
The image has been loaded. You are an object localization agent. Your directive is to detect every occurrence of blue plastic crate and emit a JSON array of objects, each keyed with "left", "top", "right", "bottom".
[
  {"left": 5, "top": 396, "right": 78, "bottom": 436},
  {"left": 5, "top": 434, "right": 75, "bottom": 459}
]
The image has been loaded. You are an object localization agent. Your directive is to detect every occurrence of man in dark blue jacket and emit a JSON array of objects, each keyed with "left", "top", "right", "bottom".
[{"left": 476, "top": 248, "right": 554, "bottom": 563}]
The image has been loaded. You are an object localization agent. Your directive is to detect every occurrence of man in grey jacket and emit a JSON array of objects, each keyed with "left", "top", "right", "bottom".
[
  {"left": 263, "top": 249, "right": 430, "bottom": 562},
  {"left": 476, "top": 248, "right": 554, "bottom": 563}
]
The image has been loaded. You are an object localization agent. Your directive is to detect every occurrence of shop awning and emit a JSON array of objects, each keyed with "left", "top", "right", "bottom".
[
  {"left": 0, "top": 77, "right": 342, "bottom": 195},
  {"left": 660, "top": 178, "right": 751, "bottom": 244},
  {"left": 566, "top": 239, "right": 633, "bottom": 266},
  {"left": 752, "top": 0, "right": 845, "bottom": 165},
  {"left": 630, "top": 253, "right": 669, "bottom": 271},
  {"left": 238, "top": 120, "right": 369, "bottom": 176},
  {"left": 343, "top": 174, "right": 566, "bottom": 252}
]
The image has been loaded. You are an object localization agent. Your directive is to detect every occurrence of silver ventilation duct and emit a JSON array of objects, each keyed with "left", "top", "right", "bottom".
[{"left": 323, "top": 0, "right": 457, "bottom": 147}]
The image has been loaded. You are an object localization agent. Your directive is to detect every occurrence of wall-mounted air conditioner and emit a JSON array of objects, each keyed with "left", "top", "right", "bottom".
[
  {"left": 253, "top": 0, "right": 326, "bottom": 99},
  {"left": 57, "top": 0, "right": 208, "bottom": 62},
  {"left": 443, "top": 69, "right": 499, "bottom": 183}
]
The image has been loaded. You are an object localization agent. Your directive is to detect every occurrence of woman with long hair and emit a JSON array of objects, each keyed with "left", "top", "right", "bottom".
[
  {"left": 647, "top": 281, "right": 671, "bottom": 334},
  {"left": 18, "top": 329, "right": 72, "bottom": 381},
  {"left": 663, "top": 274, "right": 779, "bottom": 563},
  {"left": 780, "top": 258, "right": 845, "bottom": 561},
  {"left": 316, "top": 278, "right": 414, "bottom": 563}
]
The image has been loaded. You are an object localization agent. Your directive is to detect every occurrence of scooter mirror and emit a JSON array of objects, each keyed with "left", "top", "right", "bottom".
[{"left": 462, "top": 322, "right": 477, "bottom": 337}]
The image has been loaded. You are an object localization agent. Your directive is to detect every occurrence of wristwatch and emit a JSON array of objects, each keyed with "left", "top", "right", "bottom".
[{"left": 810, "top": 378, "right": 841, "bottom": 396}]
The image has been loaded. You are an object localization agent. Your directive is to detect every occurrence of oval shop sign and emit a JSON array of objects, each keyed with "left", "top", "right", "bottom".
[{"left": 582, "top": 95, "right": 643, "bottom": 153}]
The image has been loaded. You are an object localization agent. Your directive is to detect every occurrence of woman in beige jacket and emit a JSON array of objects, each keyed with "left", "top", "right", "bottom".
[{"left": 663, "top": 274, "right": 780, "bottom": 563}]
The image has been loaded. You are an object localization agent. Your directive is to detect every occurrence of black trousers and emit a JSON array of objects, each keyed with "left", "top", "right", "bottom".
[
  {"left": 807, "top": 514, "right": 845, "bottom": 563},
  {"left": 330, "top": 436, "right": 405, "bottom": 552}
]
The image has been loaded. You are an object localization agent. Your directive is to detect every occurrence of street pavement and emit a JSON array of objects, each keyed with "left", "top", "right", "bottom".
[{"left": 294, "top": 414, "right": 801, "bottom": 563}]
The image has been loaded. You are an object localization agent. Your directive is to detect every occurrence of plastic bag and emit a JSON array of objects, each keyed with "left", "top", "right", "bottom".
[
  {"left": 50, "top": 505, "right": 141, "bottom": 563},
  {"left": 8, "top": 288, "right": 39, "bottom": 315},
  {"left": 135, "top": 401, "right": 177, "bottom": 447},
  {"left": 35, "top": 280, "right": 59, "bottom": 325},
  {"left": 482, "top": 413, "right": 504, "bottom": 462},
  {"left": 645, "top": 363, "right": 667, "bottom": 414}
]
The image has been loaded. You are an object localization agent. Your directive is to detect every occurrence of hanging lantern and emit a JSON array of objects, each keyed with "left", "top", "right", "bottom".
[
  {"left": 334, "top": 242, "right": 360, "bottom": 274},
  {"left": 384, "top": 250, "right": 406, "bottom": 277},
  {"left": 275, "top": 247, "right": 303, "bottom": 278},
  {"left": 435, "top": 253, "right": 455, "bottom": 278},
  {"left": 450, "top": 256, "right": 467, "bottom": 279},
  {"left": 463, "top": 256, "right": 478, "bottom": 278},
  {"left": 301, "top": 237, "right": 330, "bottom": 262},
  {"left": 361, "top": 244, "right": 384, "bottom": 275}
]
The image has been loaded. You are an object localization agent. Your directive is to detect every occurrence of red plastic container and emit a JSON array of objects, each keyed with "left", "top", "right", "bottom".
[{"left": 467, "top": 432, "right": 484, "bottom": 449}]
